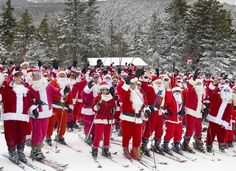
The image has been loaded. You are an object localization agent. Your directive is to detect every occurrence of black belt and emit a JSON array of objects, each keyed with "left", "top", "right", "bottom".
[
  {"left": 52, "top": 100, "right": 68, "bottom": 107},
  {"left": 123, "top": 112, "right": 141, "bottom": 118},
  {"left": 85, "top": 103, "right": 92, "bottom": 107}
]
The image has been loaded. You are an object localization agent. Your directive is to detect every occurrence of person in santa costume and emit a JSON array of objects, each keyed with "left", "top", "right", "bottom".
[
  {"left": 81, "top": 72, "right": 100, "bottom": 145},
  {"left": 117, "top": 76, "right": 150, "bottom": 160},
  {"left": 45, "top": 70, "right": 73, "bottom": 146},
  {"left": 0, "top": 71, "right": 32, "bottom": 164},
  {"left": 28, "top": 69, "right": 61, "bottom": 160},
  {"left": 206, "top": 81, "right": 234, "bottom": 152},
  {"left": 140, "top": 75, "right": 166, "bottom": 156},
  {"left": 182, "top": 69, "right": 206, "bottom": 153},
  {"left": 161, "top": 86, "right": 185, "bottom": 155},
  {"left": 91, "top": 82, "right": 116, "bottom": 159}
]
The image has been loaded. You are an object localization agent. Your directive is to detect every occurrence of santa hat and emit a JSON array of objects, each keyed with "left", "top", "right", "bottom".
[
  {"left": 161, "top": 74, "right": 170, "bottom": 82},
  {"left": 31, "top": 69, "right": 41, "bottom": 76},
  {"left": 104, "top": 74, "right": 112, "bottom": 80},
  {"left": 100, "top": 81, "right": 110, "bottom": 90},
  {"left": 195, "top": 78, "right": 203, "bottom": 84},
  {"left": 20, "top": 61, "right": 29, "bottom": 68},
  {"left": 152, "top": 77, "right": 163, "bottom": 84},
  {"left": 0, "top": 65, "right": 4, "bottom": 72},
  {"left": 13, "top": 70, "right": 23, "bottom": 77},
  {"left": 130, "top": 77, "right": 138, "bottom": 84},
  {"left": 172, "top": 86, "right": 182, "bottom": 92},
  {"left": 56, "top": 69, "right": 66, "bottom": 77}
]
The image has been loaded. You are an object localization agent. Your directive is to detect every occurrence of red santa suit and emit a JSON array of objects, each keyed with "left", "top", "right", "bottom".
[
  {"left": 81, "top": 80, "right": 100, "bottom": 136},
  {"left": 206, "top": 83, "right": 234, "bottom": 149},
  {"left": 0, "top": 81, "right": 32, "bottom": 149},
  {"left": 92, "top": 85, "right": 116, "bottom": 148},
  {"left": 47, "top": 75, "right": 73, "bottom": 139},
  {"left": 29, "top": 77, "right": 61, "bottom": 146},
  {"left": 117, "top": 79, "right": 148, "bottom": 160},
  {"left": 163, "top": 87, "right": 184, "bottom": 143},
  {"left": 141, "top": 78, "right": 165, "bottom": 141},
  {"left": 184, "top": 79, "right": 205, "bottom": 140}
]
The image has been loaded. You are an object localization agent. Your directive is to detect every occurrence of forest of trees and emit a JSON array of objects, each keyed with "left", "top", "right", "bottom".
[{"left": 0, "top": 0, "right": 235, "bottom": 76}]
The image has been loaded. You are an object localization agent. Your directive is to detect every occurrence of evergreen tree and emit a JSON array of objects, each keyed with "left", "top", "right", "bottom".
[
  {"left": 12, "top": 9, "right": 35, "bottom": 62},
  {"left": 0, "top": 0, "right": 16, "bottom": 61}
]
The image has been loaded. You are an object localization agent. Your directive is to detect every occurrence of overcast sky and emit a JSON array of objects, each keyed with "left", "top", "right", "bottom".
[{"left": 219, "top": 0, "right": 236, "bottom": 5}]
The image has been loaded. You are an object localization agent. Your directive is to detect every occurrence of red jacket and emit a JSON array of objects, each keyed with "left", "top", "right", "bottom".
[
  {"left": 206, "top": 83, "right": 234, "bottom": 128},
  {"left": 0, "top": 82, "right": 32, "bottom": 122},
  {"left": 71, "top": 79, "right": 87, "bottom": 105},
  {"left": 92, "top": 93, "right": 116, "bottom": 124},
  {"left": 117, "top": 81, "right": 148, "bottom": 124},
  {"left": 185, "top": 79, "right": 204, "bottom": 118},
  {"left": 29, "top": 82, "right": 61, "bottom": 119},
  {"left": 50, "top": 79, "right": 73, "bottom": 111},
  {"left": 164, "top": 90, "right": 183, "bottom": 124}
]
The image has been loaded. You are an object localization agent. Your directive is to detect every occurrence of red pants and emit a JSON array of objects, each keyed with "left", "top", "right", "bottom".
[
  {"left": 122, "top": 120, "right": 142, "bottom": 148},
  {"left": 185, "top": 114, "right": 202, "bottom": 138},
  {"left": 142, "top": 111, "right": 163, "bottom": 140},
  {"left": 206, "top": 122, "right": 226, "bottom": 145},
  {"left": 83, "top": 114, "right": 95, "bottom": 136},
  {"left": 74, "top": 103, "right": 83, "bottom": 122},
  {"left": 164, "top": 122, "right": 182, "bottom": 143},
  {"left": 31, "top": 118, "right": 48, "bottom": 145},
  {"left": 92, "top": 124, "right": 112, "bottom": 148},
  {"left": 47, "top": 108, "right": 67, "bottom": 137},
  {"left": 225, "top": 129, "right": 234, "bottom": 143},
  {"left": 4, "top": 120, "right": 28, "bottom": 148}
]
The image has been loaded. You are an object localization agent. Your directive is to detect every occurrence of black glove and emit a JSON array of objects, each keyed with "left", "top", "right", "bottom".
[
  {"left": 82, "top": 68, "right": 87, "bottom": 74},
  {"left": 15, "top": 66, "right": 21, "bottom": 71},
  {"left": 155, "top": 68, "right": 159, "bottom": 77},
  {"left": 52, "top": 59, "right": 59, "bottom": 69},
  {"left": 38, "top": 60, "right": 43, "bottom": 67},
  {"left": 174, "top": 69, "right": 179, "bottom": 77},
  {"left": 114, "top": 95, "right": 118, "bottom": 100},
  {"left": 135, "top": 69, "right": 144, "bottom": 78},
  {"left": 223, "top": 74, "right": 228, "bottom": 80},
  {"left": 124, "top": 77, "right": 131, "bottom": 85},
  {"left": 88, "top": 80, "right": 94, "bottom": 89},
  {"left": 117, "top": 68, "right": 122, "bottom": 74},
  {"left": 145, "top": 108, "right": 151, "bottom": 118},
  {"left": 149, "top": 105, "right": 154, "bottom": 113},
  {"left": 73, "top": 60, "right": 77, "bottom": 67},
  {"left": 178, "top": 108, "right": 186, "bottom": 116},
  {"left": 128, "top": 70, "right": 133, "bottom": 76},
  {"left": 35, "top": 99, "right": 45, "bottom": 105},
  {"left": 193, "top": 68, "right": 200, "bottom": 81},
  {"left": 63, "top": 86, "right": 70, "bottom": 95},
  {"left": 32, "top": 109, "right": 39, "bottom": 119},
  {"left": 234, "top": 106, "right": 236, "bottom": 110},
  {"left": 202, "top": 107, "right": 209, "bottom": 117},
  {"left": 67, "top": 108, "right": 73, "bottom": 114}
]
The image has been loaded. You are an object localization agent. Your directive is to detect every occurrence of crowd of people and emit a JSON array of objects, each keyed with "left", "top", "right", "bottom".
[{"left": 0, "top": 59, "right": 235, "bottom": 164}]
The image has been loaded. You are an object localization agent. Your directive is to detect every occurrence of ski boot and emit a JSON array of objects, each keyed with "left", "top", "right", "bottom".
[
  {"left": 141, "top": 138, "right": 151, "bottom": 157},
  {"left": 17, "top": 144, "right": 27, "bottom": 163},
  {"left": 45, "top": 137, "right": 52, "bottom": 146},
  {"left": 152, "top": 139, "right": 164, "bottom": 155},
  {"left": 182, "top": 137, "right": 195, "bottom": 154},
  {"left": 193, "top": 138, "right": 205, "bottom": 153},
  {"left": 123, "top": 147, "right": 132, "bottom": 159},
  {"left": 162, "top": 141, "right": 173, "bottom": 155},
  {"left": 172, "top": 142, "right": 183, "bottom": 155},
  {"left": 101, "top": 147, "right": 111, "bottom": 158},
  {"left": 92, "top": 147, "right": 98, "bottom": 159},
  {"left": 8, "top": 147, "right": 20, "bottom": 164},
  {"left": 131, "top": 147, "right": 141, "bottom": 161}
]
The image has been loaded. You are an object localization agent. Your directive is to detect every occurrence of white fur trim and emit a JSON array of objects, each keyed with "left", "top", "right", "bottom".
[
  {"left": 77, "top": 99, "right": 83, "bottom": 103},
  {"left": 93, "top": 105, "right": 99, "bottom": 111},
  {"left": 165, "top": 119, "right": 182, "bottom": 124},
  {"left": 81, "top": 107, "right": 95, "bottom": 115},
  {"left": 56, "top": 71, "right": 66, "bottom": 77},
  {"left": 122, "top": 83, "right": 130, "bottom": 91},
  {"left": 209, "top": 83, "right": 216, "bottom": 90},
  {"left": 119, "top": 113, "right": 143, "bottom": 124},
  {"left": 206, "top": 101, "right": 229, "bottom": 127},
  {"left": 84, "top": 85, "right": 92, "bottom": 94},
  {"left": 188, "top": 79, "right": 195, "bottom": 86},
  {"left": 101, "top": 94, "right": 113, "bottom": 102},
  {"left": 30, "top": 110, "right": 52, "bottom": 119},
  {"left": 20, "top": 62, "right": 29, "bottom": 67},
  {"left": 69, "top": 105, "right": 74, "bottom": 110},
  {"left": 73, "top": 99, "right": 76, "bottom": 105},
  {"left": 1, "top": 113, "right": 29, "bottom": 122},
  {"left": 29, "top": 105, "right": 38, "bottom": 114},
  {"left": 94, "top": 119, "right": 115, "bottom": 124},
  {"left": 39, "top": 88, "right": 49, "bottom": 112},
  {"left": 185, "top": 107, "right": 202, "bottom": 118}
]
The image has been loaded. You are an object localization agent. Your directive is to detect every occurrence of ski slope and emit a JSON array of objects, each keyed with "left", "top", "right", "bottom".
[{"left": 0, "top": 121, "right": 236, "bottom": 171}]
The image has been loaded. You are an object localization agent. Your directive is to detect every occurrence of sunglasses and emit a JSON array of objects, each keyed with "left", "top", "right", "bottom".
[{"left": 173, "top": 90, "right": 181, "bottom": 93}]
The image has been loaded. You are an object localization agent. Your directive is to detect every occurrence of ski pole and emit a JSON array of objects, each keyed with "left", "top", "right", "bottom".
[{"left": 55, "top": 102, "right": 65, "bottom": 152}]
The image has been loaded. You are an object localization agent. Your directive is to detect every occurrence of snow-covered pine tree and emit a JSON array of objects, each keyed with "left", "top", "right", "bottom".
[
  {"left": 0, "top": 0, "right": 16, "bottom": 61},
  {"left": 12, "top": 9, "right": 35, "bottom": 62},
  {"left": 186, "top": 0, "right": 235, "bottom": 75},
  {"left": 80, "top": 0, "right": 104, "bottom": 62}
]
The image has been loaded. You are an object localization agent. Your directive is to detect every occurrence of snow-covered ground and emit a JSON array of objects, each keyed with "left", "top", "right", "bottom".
[{"left": 0, "top": 121, "right": 236, "bottom": 171}]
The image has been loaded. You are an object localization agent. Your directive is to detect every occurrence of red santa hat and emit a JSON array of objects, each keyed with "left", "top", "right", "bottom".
[
  {"left": 20, "top": 61, "right": 29, "bottom": 68},
  {"left": 0, "top": 65, "right": 4, "bottom": 72},
  {"left": 31, "top": 69, "right": 41, "bottom": 76},
  {"left": 104, "top": 74, "right": 112, "bottom": 80},
  {"left": 100, "top": 81, "right": 110, "bottom": 90},
  {"left": 13, "top": 70, "right": 23, "bottom": 77},
  {"left": 130, "top": 77, "right": 138, "bottom": 84},
  {"left": 152, "top": 77, "right": 163, "bottom": 85},
  {"left": 56, "top": 69, "right": 66, "bottom": 77}
]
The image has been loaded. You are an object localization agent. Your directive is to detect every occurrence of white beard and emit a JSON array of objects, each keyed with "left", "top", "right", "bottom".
[
  {"left": 12, "top": 84, "right": 28, "bottom": 96},
  {"left": 194, "top": 85, "right": 205, "bottom": 97},
  {"left": 221, "top": 92, "right": 233, "bottom": 103},
  {"left": 173, "top": 93, "right": 182, "bottom": 104},
  {"left": 130, "top": 88, "right": 144, "bottom": 113},
  {"left": 152, "top": 84, "right": 165, "bottom": 95},
  {"left": 92, "top": 83, "right": 100, "bottom": 97},
  {"left": 69, "top": 79, "right": 76, "bottom": 86},
  {"left": 32, "top": 77, "right": 48, "bottom": 91},
  {"left": 101, "top": 93, "right": 113, "bottom": 102},
  {"left": 22, "top": 69, "right": 27, "bottom": 77},
  {"left": 57, "top": 77, "right": 68, "bottom": 89},
  {"left": 232, "top": 94, "right": 236, "bottom": 106},
  {"left": 0, "top": 72, "right": 5, "bottom": 86},
  {"left": 163, "top": 81, "right": 169, "bottom": 89}
]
